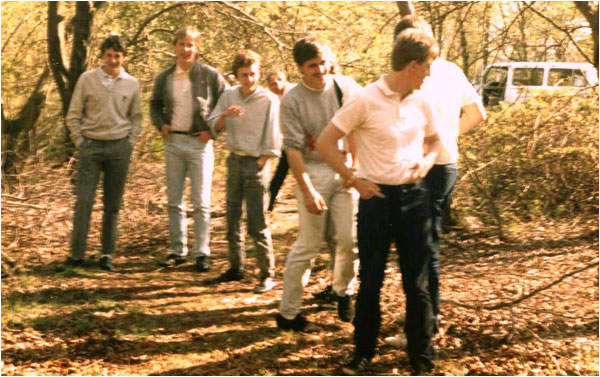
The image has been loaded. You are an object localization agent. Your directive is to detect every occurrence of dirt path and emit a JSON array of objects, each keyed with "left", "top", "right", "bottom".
[{"left": 2, "top": 151, "right": 598, "bottom": 375}]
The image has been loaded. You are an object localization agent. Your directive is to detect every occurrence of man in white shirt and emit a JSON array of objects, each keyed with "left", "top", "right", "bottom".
[
  {"left": 389, "top": 15, "right": 486, "bottom": 338},
  {"left": 317, "top": 28, "right": 440, "bottom": 375}
]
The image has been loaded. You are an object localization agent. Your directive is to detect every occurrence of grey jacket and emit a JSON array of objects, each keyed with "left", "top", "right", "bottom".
[{"left": 150, "top": 62, "right": 227, "bottom": 135}]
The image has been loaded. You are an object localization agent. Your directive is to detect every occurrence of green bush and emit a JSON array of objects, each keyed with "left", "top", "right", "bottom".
[{"left": 457, "top": 88, "right": 599, "bottom": 223}]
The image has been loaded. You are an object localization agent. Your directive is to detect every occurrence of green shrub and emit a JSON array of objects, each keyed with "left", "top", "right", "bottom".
[{"left": 456, "top": 88, "right": 599, "bottom": 224}]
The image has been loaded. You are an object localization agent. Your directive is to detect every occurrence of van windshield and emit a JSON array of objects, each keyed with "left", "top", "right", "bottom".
[{"left": 512, "top": 68, "right": 544, "bottom": 86}]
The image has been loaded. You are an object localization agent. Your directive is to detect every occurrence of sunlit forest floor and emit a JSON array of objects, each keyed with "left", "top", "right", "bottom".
[{"left": 2, "top": 142, "right": 598, "bottom": 376}]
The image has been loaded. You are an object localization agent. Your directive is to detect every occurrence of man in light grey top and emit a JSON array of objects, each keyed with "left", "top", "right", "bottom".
[
  {"left": 208, "top": 50, "right": 280, "bottom": 293},
  {"left": 59, "top": 35, "right": 142, "bottom": 272},
  {"left": 275, "top": 37, "right": 362, "bottom": 333}
]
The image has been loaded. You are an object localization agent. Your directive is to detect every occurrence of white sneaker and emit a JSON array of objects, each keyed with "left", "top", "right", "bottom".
[
  {"left": 254, "top": 277, "right": 276, "bottom": 293},
  {"left": 384, "top": 334, "right": 407, "bottom": 348}
]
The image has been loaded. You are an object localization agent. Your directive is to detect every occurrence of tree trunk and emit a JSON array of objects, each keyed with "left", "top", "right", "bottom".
[
  {"left": 47, "top": 1, "right": 101, "bottom": 158},
  {"left": 47, "top": 1, "right": 69, "bottom": 116},
  {"left": 1, "top": 69, "right": 49, "bottom": 174},
  {"left": 396, "top": 1, "right": 414, "bottom": 16},
  {"left": 574, "top": 1, "right": 599, "bottom": 70}
]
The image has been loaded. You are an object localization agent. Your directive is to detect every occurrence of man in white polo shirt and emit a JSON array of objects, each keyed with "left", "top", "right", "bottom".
[
  {"left": 390, "top": 15, "right": 486, "bottom": 337},
  {"left": 317, "top": 29, "right": 440, "bottom": 375}
]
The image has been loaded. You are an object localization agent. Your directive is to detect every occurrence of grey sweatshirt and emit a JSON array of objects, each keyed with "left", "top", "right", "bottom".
[
  {"left": 280, "top": 74, "right": 361, "bottom": 163},
  {"left": 66, "top": 67, "right": 142, "bottom": 148},
  {"left": 208, "top": 86, "right": 281, "bottom": 157}
]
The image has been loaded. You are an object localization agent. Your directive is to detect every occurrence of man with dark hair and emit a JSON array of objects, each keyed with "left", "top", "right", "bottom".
[
  {"left": 208, "top": 50, "right": 280, "bottom": 293},
  {"left": 151, "top": 26, "right": 227, "bottom": 272},
  {"left": 384, "top": 16, "right": 486, "bottom": 347},
  {"left": 59, "top": 35, "right": 142, "bottom": 272},
  {"left": 275, "top": 37, "right": 361, "bottom": 332},
  {"left": 317, "top": 28, "right": 441, "bottom": 374}
]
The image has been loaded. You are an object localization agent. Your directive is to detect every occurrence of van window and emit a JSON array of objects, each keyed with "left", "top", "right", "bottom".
[
  {"left": 548, "top": 68, "right": 586, "bottom": 87},
  {"left": 483, "top": 66, "right": 508, "bottom": 86},
  {"left": 512, "top": 68, "right": 544, "bottom": 86}
]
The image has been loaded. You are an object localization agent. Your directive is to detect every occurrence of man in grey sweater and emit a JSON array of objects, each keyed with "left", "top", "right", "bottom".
[
  {"left": 59, "top": 35, "right": 142, "bottom": 272},
  {"left": 275, "top": 37, "right": 362, "bottom": 332},
  {"left": 208, "top": 50, "right": 280, "bottom": 293}
]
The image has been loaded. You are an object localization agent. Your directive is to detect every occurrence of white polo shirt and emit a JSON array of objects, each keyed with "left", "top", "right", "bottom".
[
  {"left": 418, "top": 59, "right": 485, "bottom": 164},
  {"left": 331, "top": 75, "right": 438, "bottom": 186}
]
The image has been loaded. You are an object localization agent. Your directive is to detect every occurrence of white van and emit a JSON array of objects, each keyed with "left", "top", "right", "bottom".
[{"left": 476, "top": 62, "right": 598, "bottom": 106}]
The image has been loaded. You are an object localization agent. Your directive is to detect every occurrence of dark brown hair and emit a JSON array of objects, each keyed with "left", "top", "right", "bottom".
[{"left": 232, "top": 49, "right": 261, "bottom": 76}]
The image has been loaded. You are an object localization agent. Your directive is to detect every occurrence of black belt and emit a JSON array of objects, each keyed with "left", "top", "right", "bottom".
[{"left": 170, "top": 130, "right": 193, "bottom": 135}]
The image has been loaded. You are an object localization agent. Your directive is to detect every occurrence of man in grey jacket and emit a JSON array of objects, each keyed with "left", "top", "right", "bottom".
[
  {"left": 60, "top": 35, "right": 142, "bottom": 272},
  {"left": 150, "top": 26, "right": 227, "bottom": 272}
]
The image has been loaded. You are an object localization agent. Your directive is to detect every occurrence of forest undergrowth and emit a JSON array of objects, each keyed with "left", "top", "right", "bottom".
[{"left": 1, "top": 144, "right": 598, "bottom": 376}]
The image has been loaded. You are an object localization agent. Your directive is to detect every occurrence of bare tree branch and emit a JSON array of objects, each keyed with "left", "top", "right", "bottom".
[
  {"left": 128, "top": 2, "right": 206, "bottom": 47},
  {"left": 528, "top": 3, "right": 594, "bottom": 66},
  {"left": 447, "top": 261, "right": 598, "bottom": 310},
  {"left": 217, "top": 1, "right": 290, "bottom": 51},
  {"left": 1, "top": 9, "right": 36, "bottom": 54}
]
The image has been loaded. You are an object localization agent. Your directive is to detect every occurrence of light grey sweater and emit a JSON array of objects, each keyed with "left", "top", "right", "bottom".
[
  {"left": 208, "top": 85, "right": 280, "bottom": 157},
  {"left": 280, "top": 74, "right": 361, "bottom": 163},
  {"left": 66, "top": 67, "right": 142, "bottom": 148}
]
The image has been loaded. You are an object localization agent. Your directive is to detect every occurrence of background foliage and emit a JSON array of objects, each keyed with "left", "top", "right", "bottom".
[{"left": 1, "top": 1, "right": 598, "bottom": 227}]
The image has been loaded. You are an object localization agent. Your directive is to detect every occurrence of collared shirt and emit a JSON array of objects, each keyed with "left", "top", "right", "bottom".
[
  {"left": 170, "top": 64, "right": 193, "bottom": 132},
  {"left": 332, "top": 75, "right": 438, "bottom": 185},
  {"left": 417, "top": 58, "right": 486, "bottom": 164},
  {"left": 99, "top": 66, "right": 125, "bottom": 90}
]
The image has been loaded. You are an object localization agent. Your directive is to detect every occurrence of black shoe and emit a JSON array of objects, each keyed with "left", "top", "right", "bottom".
[
  {"left": 337, "top": 294, "right": 355, "bottom": 322},
  {"left": 215, "top": 268, "right": 244, "bottom": 282},
  {"left": 99, "top": 256, "right": 113, "bottom": 271},
  {"left": 55, "top": 257, "right": 84, "bottom": 272},
  {"left": 341, "top": 355, "right": 371, "bottom": 375},
  {"left": 313, "top": 284, "right": 335, "bottom": 302},
  {"left": 275, "top": 313, "right": 322, "bottom": 333},
  {"left": 412, "top": 358, "right": 435, "bottom": 375},
  {"left": 195, "top": 255, "right": 210, "bottom": 272},
  {"left": 158, "top": 253, "right": 187, "bottom": 267}
]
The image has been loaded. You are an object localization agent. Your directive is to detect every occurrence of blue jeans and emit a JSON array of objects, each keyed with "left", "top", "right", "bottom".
[
  {"left": 71, "top": 137, "right": 132, "bottom": 259},
  {"left": 164, "top": 134, "right": 214, "bottom": 258},
  {"left": 354, "top": 183, "right": 434, "bottom": 370},
  {"left": 423, "top": 164, "right": 457, "bottom": 323},
  {"left": 225, "top": 154, "right": 274, "bottom": 279}
]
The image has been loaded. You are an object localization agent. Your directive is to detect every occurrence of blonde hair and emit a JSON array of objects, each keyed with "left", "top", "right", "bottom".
[{"left": 173, "top": 26, "right": 201, "bottom": 47}]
